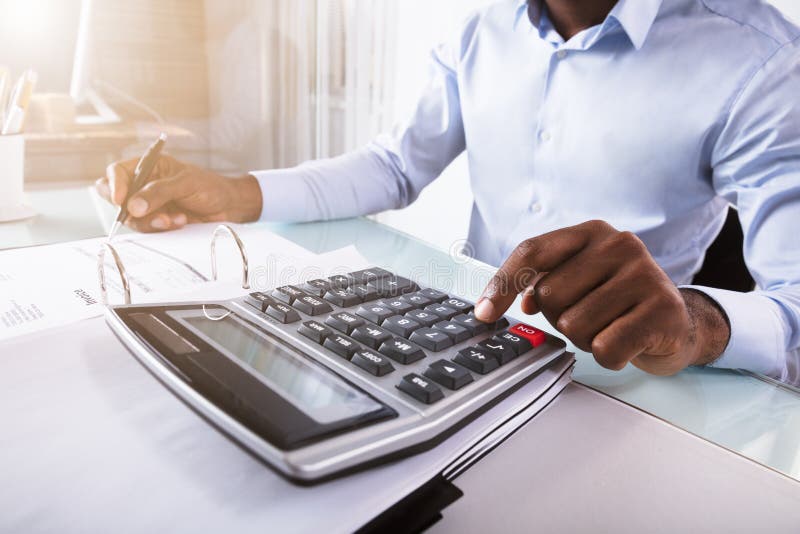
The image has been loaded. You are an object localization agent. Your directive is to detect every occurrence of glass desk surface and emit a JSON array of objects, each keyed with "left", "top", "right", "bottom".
[{"left": 5, "top": 185, "right": 800, "bottom": 481}]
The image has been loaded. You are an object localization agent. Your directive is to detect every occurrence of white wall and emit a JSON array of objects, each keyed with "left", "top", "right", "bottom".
[
  {"left": 769, "top": 0, "right": 800, "bottom": 22},
  {"left": 376, "top": 0, "right": 800, "bottom": 252}
]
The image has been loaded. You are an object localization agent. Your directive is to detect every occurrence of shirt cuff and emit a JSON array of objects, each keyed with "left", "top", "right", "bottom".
[
  {"left": 250, "top": 168, "right": 318, "bottom": 222},
  {"left": 680, "top": 285, "right": 786, "bottom": 378}
]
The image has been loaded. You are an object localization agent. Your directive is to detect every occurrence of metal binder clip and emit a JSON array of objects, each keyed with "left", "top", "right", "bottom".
[
  {"left": 98, "top": 242, "right": 131, "bottom": 305},
  {"left": 210, "top": 224, "right": 250, "bottom": 289}
]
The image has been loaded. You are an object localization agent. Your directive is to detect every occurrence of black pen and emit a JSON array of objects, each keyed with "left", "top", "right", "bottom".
[{"left": 108, "top": 133, "right": 167, "bottom": 240}]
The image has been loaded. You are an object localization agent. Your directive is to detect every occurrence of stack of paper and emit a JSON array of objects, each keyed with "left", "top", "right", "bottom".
[{"left": 0, "top": 223, "right": 371, "bottom": 342}]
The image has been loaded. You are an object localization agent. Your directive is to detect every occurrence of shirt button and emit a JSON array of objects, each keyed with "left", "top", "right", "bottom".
[
  {"left": 556, "top": 50, "right": 568, "bottom": 59},
  {"left": 540, "top": 131, "right": 552, "bottom": 142},
  {"left": 530, "top": 202, "right": 543, "bottom": 213}
]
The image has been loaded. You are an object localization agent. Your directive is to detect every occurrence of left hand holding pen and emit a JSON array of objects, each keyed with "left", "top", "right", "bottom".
[{"left": 474, "top": 220, "right": 730, "bottom": 375}]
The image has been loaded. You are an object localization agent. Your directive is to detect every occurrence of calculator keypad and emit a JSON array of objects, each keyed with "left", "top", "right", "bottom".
[{"left": 244, "top": 267, "right": 549, "bottom": 406}]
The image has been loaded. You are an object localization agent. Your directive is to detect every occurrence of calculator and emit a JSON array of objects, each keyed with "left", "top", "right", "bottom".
[{"left": 105, "top": 267, "right": 567, "bottom": 483}]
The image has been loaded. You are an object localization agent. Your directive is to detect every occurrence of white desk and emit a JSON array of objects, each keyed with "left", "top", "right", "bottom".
[{"left": 3, "top": 184, "right": 800, "bottom": 531}]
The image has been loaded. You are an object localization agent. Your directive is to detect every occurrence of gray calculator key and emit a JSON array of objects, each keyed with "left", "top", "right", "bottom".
[
  {"left": 380, "top": 298, "right": 416, "bottom": 314},
  {"left": 246, "top": 292, "right": 275, "bottom": 312},
  {"left": 405, "top": 309, "right": 439, "bottom": 327},
  {"left": 397, "top": 373, "right": 444, "bottom": 404},
  {"left": 356, "top": 304, "right": 395, "bottom": 324},
  {"left": 494, "top": 316, "right": 511, "bottom": 330},
  {"left": 409, "top": 328, "right": 454, "bottom": 352},
  {"left": 453, "top": 347, "right": 500, "bottom": 374},
  {"left": 271, "top": 285, "right": 306, "bottom": 304},
  {"left": 323, "top": 335, "right": 359, "bottom": 360},
  {"left": 324, "top": 288, "right": 362, "bottom": 307},
  {"left": 369, "top": 276, "right": 419, "bottom": 298},
  {"left": 424, "top": 303, "right": 459, "bottom": 320},
  {"left": 298, "top": 320, "right": 331, "bottom": 344},
  {"left": 349, "top": 267, "right": 393, "bottom": 285},
  {"left": 442, "top": 298, "right": 473, "bottom": 313},
  {"left": 383, "top": 315, "right": 421, "bottom": 338},
  {"left": 351, "top": 349, "right": 395, "bottom": 377},
  {"left": 417, "top": 288, "right": 448, "bottom": 303},
  {"left": 451, "top": 313, "right": 490, "bottom": 335},
  {"left": 477, "top": 337, "right": 518, "bottom": 365},
  {"left": 325, "top": 312, "right": 365, "bottom": 335},
  {"left": 432, "top": 320, "right": 471, "bottom": 343},
  {"left": 351, "top": 324, "right": 393, "bottom": 349},
  {"left": 328, "top": 274, "right": 352, "bottom": 289},
  {"left": 300, "top": 279, "right": 330, "bottom": 297},
  {"left": 401, "top": 292, "right": 433, "bottom": 308},
  {"left": 265, "top": 302, "right": 301, "bottom": 324},
  {"left": 379, "top": 337, "right": 426, "bottom": 364},
  {"left": 424, "top": 360, "right": 474, "bottom": 390},
  {"left": 495, "top": 331, "right": 533, "bottom": 355},
  {"left": 351, "top": 284, "right": 380, "bottom": 302},
  {"left": 293, "top": 294, "right": 333, "bottom": 316}
]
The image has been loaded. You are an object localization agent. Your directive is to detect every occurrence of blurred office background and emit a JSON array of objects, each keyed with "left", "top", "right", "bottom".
[{"left": 1, "top": 0, "right": 798, "bottom": 250}]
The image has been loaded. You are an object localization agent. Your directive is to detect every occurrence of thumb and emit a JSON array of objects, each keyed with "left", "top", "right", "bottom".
[{"left": 127, "top": 170, "right": 195, "bottom": 218}]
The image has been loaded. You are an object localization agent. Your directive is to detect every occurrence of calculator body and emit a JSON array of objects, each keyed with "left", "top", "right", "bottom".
[{"left": 105, "top": 268, "right": 567, "bottom": 483}]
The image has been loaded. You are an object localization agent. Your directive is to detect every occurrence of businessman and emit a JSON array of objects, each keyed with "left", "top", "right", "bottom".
[{"left": 97, "top": 0, "right": 800, "bottom": 384}]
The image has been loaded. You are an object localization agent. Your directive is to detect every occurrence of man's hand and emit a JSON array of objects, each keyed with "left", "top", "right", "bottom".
[
  {"left": 95, "top": 155, "right": 262, "bottom": 232},
  {"left": 474, "top": 220, "right": 730, "bottom": 375}
]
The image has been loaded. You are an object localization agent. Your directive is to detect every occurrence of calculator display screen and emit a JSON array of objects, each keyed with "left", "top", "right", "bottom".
[{"left": 180, "top": 313, "right": 384, "bottom": 425}]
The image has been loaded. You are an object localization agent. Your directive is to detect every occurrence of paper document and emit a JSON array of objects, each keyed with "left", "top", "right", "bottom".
[{"left": 0, "top": 223, "right": 371, "bottom": 342}]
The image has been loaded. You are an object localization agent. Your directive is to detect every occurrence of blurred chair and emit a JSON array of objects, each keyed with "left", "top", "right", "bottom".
[{"left": 692, "top": 207, "right": 755, "bottom": 292}]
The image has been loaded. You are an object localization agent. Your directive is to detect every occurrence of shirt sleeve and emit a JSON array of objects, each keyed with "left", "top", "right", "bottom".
[
  {"left": 697, "top": 38, "right": 800, "bottom": 384},
  {"left": 250, "top": 33, "right": 467, "bottom": 223}
]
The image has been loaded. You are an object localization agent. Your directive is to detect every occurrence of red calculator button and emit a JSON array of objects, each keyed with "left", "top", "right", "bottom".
[{"left": 509, "top": 323, "right": 546, "bottom": 347}]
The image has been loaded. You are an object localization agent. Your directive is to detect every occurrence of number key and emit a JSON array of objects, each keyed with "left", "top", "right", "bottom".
[
  {"left": 383, "top": 315, "right": 421, "bottom": 338},
  {"left": 424, "top": 303, "right": 459, "bottom": 320},
  {"left": 380, "top": 299, "right": 415, "bottom": 314},
  {"left": 356, "top": 304, "right": 395, "bottom": 324},
  {"left": 432, "top": 320, "right": 471, "bottom": 343},
  {"left": 405, "top": 309, "right": 439, "bottom": 327},
  {"left": 442, "top": 298, "right": 473, "bottom": 313},
  {"left": 409, "top": 328, "right": 453, "bottom": 352}
]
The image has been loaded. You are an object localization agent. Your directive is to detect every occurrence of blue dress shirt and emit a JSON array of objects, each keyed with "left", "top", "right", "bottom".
[{"left": 253, "top": 0, "right": 800, "bottom": 384}]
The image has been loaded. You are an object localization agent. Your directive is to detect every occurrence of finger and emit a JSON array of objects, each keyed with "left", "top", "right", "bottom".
[
  {"left": 533, "top": 245, "right": 621, "bottom": 316},
  {"left": 125, "top": 209, "right": 188, "bottom": 233},
  {"left": 106, "top": 160, "right": 138, "bottom": 205},
  {"left": 475, "top": 220, "right": 613, "bottom": 321},
  {"left": 520, "top": 271, "right": 548, "bottom": 315},
  {"left": 95, "top": 177, "right": 111, "bottom": 202},
  {"left": 590, "top": 304, "right": 656, "bottom": 371},
  {"left": 552, "top": 274, "right": 641, "bottom": 352},
  {"left": 521, "top": 286, "right": 539, "bottom": 315},
  {"left": 126, "top": 171, "right": 196, "bottom": 218}
]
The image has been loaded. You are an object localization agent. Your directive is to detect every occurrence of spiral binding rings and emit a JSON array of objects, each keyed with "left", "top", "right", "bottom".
[
  {"left": 98, "top": 224, "right": 250, "bottom": 307},
  {"left": 98, "top": 242, "right": 131, "bottom": 305},
  {"left": 210, "top": 224, "right": 250, "bottom": 290}
]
